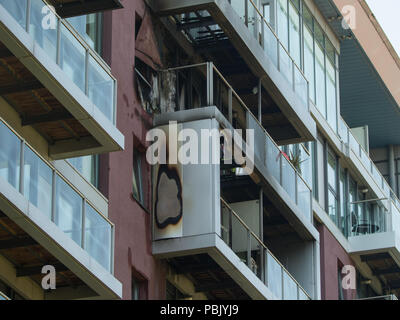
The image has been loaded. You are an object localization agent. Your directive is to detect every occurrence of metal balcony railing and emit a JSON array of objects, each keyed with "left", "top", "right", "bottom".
[
  {"left": 161, "top": 62, "right": 312, "bottom": 222},
  {"left": 0, "top": 117, "right": 114, "bottom": 273},
  {"left": 221, "top": 198, "right": 311, "bottom": 300},
  {"left": 0, "top": 0, "right": 117, "bottom": 124}
]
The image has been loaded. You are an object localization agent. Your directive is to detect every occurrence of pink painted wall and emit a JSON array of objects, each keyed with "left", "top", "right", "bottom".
[
  {"left": 318, "top": 223, "right": 356, "bottom": 300},
  {"left": 99, "top": 0, "right": 166, "bottom": 300}
]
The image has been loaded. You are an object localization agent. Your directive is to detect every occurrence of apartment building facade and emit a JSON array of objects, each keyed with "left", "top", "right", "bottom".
[{"left": 0, "top": 0, "right": 399, "bottom": 301}]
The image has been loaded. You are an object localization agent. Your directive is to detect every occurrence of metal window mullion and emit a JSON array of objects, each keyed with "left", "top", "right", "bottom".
[
  {"left": 228, "top": 87, "right": 233, "bottom": 124},
  {"left": 110, "top": 222, "right": 115, "bottom": 274}
]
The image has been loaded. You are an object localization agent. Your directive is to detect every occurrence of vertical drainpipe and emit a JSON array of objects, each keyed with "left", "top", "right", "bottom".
[{"left": 388, "top": 145, "right": 396, "bottom": 195}]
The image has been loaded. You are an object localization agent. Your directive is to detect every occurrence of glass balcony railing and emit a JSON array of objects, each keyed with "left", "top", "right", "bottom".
[
  {"left": 338, "top": 117, "right": 392, "bottom": 201},
  {"left": 0, "top": 0, "right": 116, "bottom": 123},
  {"left": 162, "top": 62, "right": 312, "bottom": 222},
  {"left": 0, "top": 291, "right": 10, "bottom": 300},
  {"left": 0, "top": 118, "right": 114, "bottom": 272},
  {"left": 228, "top": 0, "right": 309, "bottom": 112},
  {"left": 220, "top": 198, "right": 311, "bottom": 300}
]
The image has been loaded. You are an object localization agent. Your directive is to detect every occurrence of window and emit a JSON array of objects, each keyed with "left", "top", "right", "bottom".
[
  {"left": 132, "top": 276, "right": 147, "bottom": 300},
  {"left": 338, "top": 266, "right": 344, "bottom": 300},
  {"left": 339, "top": 169, "right": 347, "bottom": 236},
  {"left": 67, "top": 13, "right": 103, "bottom": 54},
  {"left": 68, "top": 156, "right": 98, "bottom": 187},
  {"left": 327, "top": 149, "right": 338, "bottom": 225},
  {"left": 288, "top": 1, "right": 301, "bottom": 65},
  {"left": 133, "top": 148, "right": 147, "bottom": 209}
]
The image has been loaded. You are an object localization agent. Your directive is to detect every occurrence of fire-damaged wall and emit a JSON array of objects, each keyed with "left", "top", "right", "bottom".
[
  {"left": 99, "top": 0, "right": 168, "bottom": 299},
  {"left": 152, "top": 119, "right": 221, "bottom": 242}
]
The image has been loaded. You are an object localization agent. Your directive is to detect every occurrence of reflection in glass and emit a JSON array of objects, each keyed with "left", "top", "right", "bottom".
[
  {"left": 0, "top": 122, "right": 20, "bottom": 190},
  {"left": 23, "top": 146, "right": 53, "bottom": 219},
  {"left": 85, "top": 203, "right": 111, "bottom": 271},
  {"left": 55, "top": 176, "right": 83, "bottom": 245}
]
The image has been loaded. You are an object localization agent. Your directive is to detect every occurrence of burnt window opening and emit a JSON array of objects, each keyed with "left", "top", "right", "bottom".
[
  {"left": 133, "top": 147, "right": 149, "bottom": 210},
  {"left": 132, "top": 275, "right": 148, "bottom": 300},
  {"left": 135, "top": 13, "right": 143, "bottom": 40},
  {"left": 134, "top": 57, "right": 160, "bottom": 114}
]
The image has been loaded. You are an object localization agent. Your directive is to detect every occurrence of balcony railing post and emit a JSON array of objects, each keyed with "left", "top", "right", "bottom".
[
  {"left": 264, "top": 250, "right": 268, "bottom": 287},
  {"left": 247, "top": 229, "right": 251, "bottom": 269},
  {"left": 51, "top": 171, "right": 56, "bottom": 223},
  {"left": 295, "top": 173, "right": 298, "bottom": 206},
  {"left": 228, "top": 88, "right": 233, "bottom": 124},
  {"left": 228, "top": 209, "right": 232, "bottom": 248},
  {"left": 56, "top": 18, "right": 61, "bottom": 65},
  {"left": 279, "top": 152, "right": 283, "bottom": 185},
  {"left": 81, "top": 199, "right": 86, "bottom": 249},
  {"left": 111, "top": 223, "right": 115, "bottom": 274},
  {"left": 277, "top": 39, "right": 280, "bottom": 71},
  {"left": 85, "top": 51, "right": 89, "bottom": 95},
  {"left": 26, "top": 0, "right": 31, "bottom": 33},
  {"left": 19, "top": 140, "right": 25, "bottom": 195},
  {"left": 292, "top": 61, "right": 295, "bottom": 91},
  {"left": 206, "top": 62, "right": 214, "bottom": 106}
]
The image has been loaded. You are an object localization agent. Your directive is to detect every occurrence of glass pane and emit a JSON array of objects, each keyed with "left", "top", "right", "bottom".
[
  {"left": 299, "top": 144, "right": 312, "bottom": 187},
  {"left": 315, "top": 42, "right": 326, "bottom": 118},
  {"left": 23, "top": 146, "right": 53, "bottom": 219},
  {"left": 326, "top": 59, "right": 337, "bottom": 132},
  {"left": 0, "top": 0, "right": 27, "bottom": 29},
  {"left": 213, "top": 71, "right": 230, "bottom": 120},
  {"left": 303, "top": 26, "right": 315, "bottom": 103},
  {"left": 55, "top": 175, "right": 83, "bottom": 245},
  {"left": 294, "top": 66, "right": 308, "bottom": 107},
  {"left": 328, "top": 190, "right": 337, "bottom": 224},
  {"left": 267, "top": 251, "right": 283, "bottom": 299},
  {"left": 59, "top": 23, "right": 86, "bottom": 91},
  {"left": 84, "top": 204, "right": 111, "bottom": 271},
  {"left": 279, "top": 44, "right": 293, "bottom": 87},
  {"left": 263, "top": 21, "right": 278, "bottom": 67},
  {"left": 68, "top": 156, "right": 97, "bottom": 186},
  {"left": 29, "top": 0, "right": 58, "bottom": 62},
  {"left": 67, "top": 14, "right": 101, "bottom": 52},
  {"left": 297, "top": 176, "right": 311, "bottom": 221},
  {"left": 299, "top": 288, "right": 309, "bottom": 300},
  {"left": 266, "top": 136, "right": 281, "bottom": 183},
  {"left": 230, "top": 0, "right": 246, "bottom": 23},
  {"left": 327, "top": 151, "right": 336, "bottom": 191},
  {"left": 283, "top": 270, "right": 298, "bottom": 300},
  {"left": 231, "top": 213, "right": 249, "bottom": 266},
  {"left": 88, "top": 54, "right": 115, "bottom": 122},
  {"left": 339, "top": 170, "right": 347, "bottom": 236},
  {"left": 250, "top": 234, "right": 262, "bottom": 280},
  {"left": 220, "top": 202, "right": 231, "bottom": 246},
  {"left": 338, "top": 118, "right": 348, "bottom": 144},
  {"left": 277, "top": 0, "right": 288, "bottom": 48},
  {"left": 247, "top": 0, "right": 257, "bottom": 38},
  {"left": 288, "top": 2, "right": 300, "bottom": 66},
  {"left": 0, "top": 122, "right": 20, "bottom": 190},
  {"left": 282, "top": 156, "right": 296, "bottom": 199}
]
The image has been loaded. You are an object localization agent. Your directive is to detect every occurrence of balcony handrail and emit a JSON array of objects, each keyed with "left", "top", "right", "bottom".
[
  {"left": 220, "top": 197, "right": 311, "bottom": 299},
  {"left": 338, "top": 115, "right": 400, "bottom": 212},
  {"left": 0, "top": 115, "right": 114, "bottom": 271},
  {"left": 42, "top": 0, "right": 113, "bottom": 76},
  {"left": 212, "top": 64, "right": 311, "bottom": 192}
]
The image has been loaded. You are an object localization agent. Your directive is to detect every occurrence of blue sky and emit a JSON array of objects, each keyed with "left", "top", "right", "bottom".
[{"left": 365, "top": 0, "right": 400, "bottom": 57}]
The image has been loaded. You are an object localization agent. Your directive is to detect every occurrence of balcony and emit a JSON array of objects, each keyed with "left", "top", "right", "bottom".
[
  {"left": 0, "top": 0, "right": 124, "bottom": 159},
  {"left": 47, "top": 0, "right": 123, "bottom": 18},
  {"left": 156, "top": 62, "right": 315, "bottom": 234},
  {"left": 0, "top": 117, "right": 121, "bottom": 299},
  {"left": 152, "top": 67, "right": 319, "bottom": 298},
  {"left": 150, "top": 0, "right": 316, "bottom": 144},
  {"left": 220, "top": 199, "right": 310, "bottom": 300}
]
